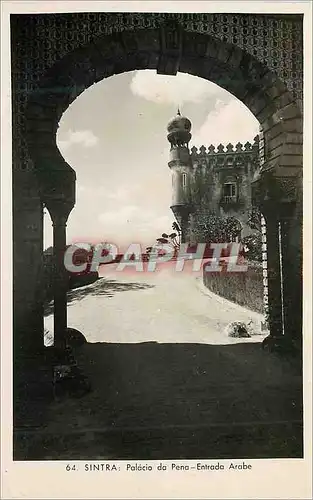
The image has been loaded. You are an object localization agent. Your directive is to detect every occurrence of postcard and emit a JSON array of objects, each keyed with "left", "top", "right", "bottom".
[{"left": 1, "top": 1, "right": 312, "bottom": 498}]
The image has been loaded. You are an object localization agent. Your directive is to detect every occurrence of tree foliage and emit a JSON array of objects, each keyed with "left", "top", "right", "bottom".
[
  {"left": 192, "top": 208, "right": 242, "bottom": 243},
  {"left": 146, "top": 229, "right": 180, "bottom": 256},
  {"left": 243, "top": 207, "right": 263, "bottom": 261},
  {"left": 242, "top": 233, "right": 262, "bottom": 262}
]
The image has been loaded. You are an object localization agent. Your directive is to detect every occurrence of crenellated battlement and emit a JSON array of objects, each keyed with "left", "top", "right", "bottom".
[{"left": 190, "top": 136, "right": 259, "bottom": 157}]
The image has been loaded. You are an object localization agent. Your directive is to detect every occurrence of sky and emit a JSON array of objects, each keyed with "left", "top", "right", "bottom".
[{"left": 44, "top": 70, "right": 260, "bottom": 250}]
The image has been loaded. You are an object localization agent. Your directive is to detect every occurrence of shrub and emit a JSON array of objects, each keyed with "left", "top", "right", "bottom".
[
  {"left": 224, "top": 322, "right": 251, "bottom": 338},
  {"left": 242, "top": 233, "right": 262, "bottom": 262}
]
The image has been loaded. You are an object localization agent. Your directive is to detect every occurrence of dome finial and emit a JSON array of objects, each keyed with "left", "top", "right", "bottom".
[{"left": 167, "top": 109, "right": 192, "bottom": 146}]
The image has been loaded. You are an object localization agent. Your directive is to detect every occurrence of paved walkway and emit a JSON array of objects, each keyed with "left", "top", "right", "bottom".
[
  {"left": 17, "top": 266, "right": 302, "bottom": 460},
  {"left": 45, "top": 265, "right": 265, "bottom": 345}
]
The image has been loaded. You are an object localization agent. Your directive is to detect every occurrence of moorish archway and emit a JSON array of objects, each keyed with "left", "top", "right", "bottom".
[{"left": 11, "top": 13, "right": 303, "bottom": 358}]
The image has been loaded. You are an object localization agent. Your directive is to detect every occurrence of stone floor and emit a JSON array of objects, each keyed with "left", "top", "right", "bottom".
[{"left": 14, "top": 266, "right": 303, "bottom": 460}]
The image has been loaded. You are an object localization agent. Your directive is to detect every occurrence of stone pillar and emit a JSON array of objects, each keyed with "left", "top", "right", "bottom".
[
  {"left": 280, "top": 202, "right": 302, "bottom": 349},
  {"left": 262, "top": 203, "right": 284, "bottom": 338},
  {"left": 36, "top": 161, "right": 76, "bottom": 350},
  {"left": 51, "top": 212, "right": 69, "bottom": 349},
  {"left": 13, "top": 178, "right": 45, "bottom": 358}
]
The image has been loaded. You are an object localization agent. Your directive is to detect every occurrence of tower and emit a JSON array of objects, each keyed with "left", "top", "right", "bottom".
[{"left": 167, "top": 109, "right": 193, "bottom": 243}]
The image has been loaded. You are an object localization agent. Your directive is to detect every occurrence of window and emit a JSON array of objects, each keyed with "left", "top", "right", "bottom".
[
  {"left": 222, "top": 183, "right": 237, "bottom": 202},
  {"left": 182, "top": 173, "right": 187, "bottom": 188},
  {"left": 227, "top": 156, "right": 233, "bottom": 165}
]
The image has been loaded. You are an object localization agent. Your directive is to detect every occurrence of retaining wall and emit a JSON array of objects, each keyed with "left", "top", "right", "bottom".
[{"left": 203, "top": 261, "right": 264, "bottom": 314}]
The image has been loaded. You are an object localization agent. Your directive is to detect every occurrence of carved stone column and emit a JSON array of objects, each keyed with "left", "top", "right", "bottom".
[
  {"left": 252, "top": 172, "right": 284, "bottom": 342},
  {"left": 262, "top": 201, "right": 284, "bottom": 339},
  {"left": 37, "top": 163, "right": 76, "bottom": 350},
  {"left": 50, "top": 210, "right": 69, "bottom": 349},
  {"left": 253, "top": 169, "right": 302, "bottom": 352},
  {"left": 260, "top": 214, "right": 269, "bottom": 330}
]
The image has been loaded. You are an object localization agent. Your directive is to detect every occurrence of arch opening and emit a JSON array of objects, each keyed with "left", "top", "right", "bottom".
[{"left": 22, "top": 21, "right": 303, "bottom": 352}]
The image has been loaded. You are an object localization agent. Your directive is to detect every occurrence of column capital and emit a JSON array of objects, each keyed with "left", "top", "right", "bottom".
[
  {"left": 47, "top": 201, "right": 73, "bottom": 226},
  {"left": 37, "top": 166, "right": 76, "bottom": 224},
  {"left": 36, "top": 163, "right": 76, "bottom": 210}
]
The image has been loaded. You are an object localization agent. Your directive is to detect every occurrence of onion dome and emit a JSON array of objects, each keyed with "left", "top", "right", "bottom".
[{"left": 167, "top": 108, "right": 192, "bottom": 147}]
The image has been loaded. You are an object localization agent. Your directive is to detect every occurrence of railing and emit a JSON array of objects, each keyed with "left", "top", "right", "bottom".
[{"left": 221, "top": 195, "right": 237, "bottom": 203}]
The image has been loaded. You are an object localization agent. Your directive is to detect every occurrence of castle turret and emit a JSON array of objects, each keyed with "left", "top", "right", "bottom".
[{"left": 167, "top": 109, "right": 193, "bottom": 242}]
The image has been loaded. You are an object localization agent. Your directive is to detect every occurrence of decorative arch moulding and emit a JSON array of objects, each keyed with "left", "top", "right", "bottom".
[
  {"left": 10, "top": 13, "right": 303, "bottom": 186},
  {"left": 11, "top": 12, "right": 303, "bottom": 106}
]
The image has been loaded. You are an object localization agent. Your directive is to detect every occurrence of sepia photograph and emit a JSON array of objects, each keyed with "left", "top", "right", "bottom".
[{"left": 1, "top": 1, "right": 312, "bottom": 498}]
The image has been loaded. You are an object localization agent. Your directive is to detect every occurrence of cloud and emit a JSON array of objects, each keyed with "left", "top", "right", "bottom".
[
  {"left": 130, "top": 70, "right": 228, "bottom": 105},
  {"left": 98, "top": 205, "right": 166, "bottom": 229},
  {"left": 47, "top": 70, "right": 261, "bottom": 252},
  {"left": 107, "top": 186, "right": 140, "bottom": 203},
  {"left": 97, "top": 205, "right": 173, "bottom": 246},
  {"left": 58, "top": 129, "right": 99, "bottom": 151},
  {"left": 192, "top": 99, "right": 260, "bottom": 147},
  {"left": 98, "top": 205, "right": 139, "bottom": 225}
]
